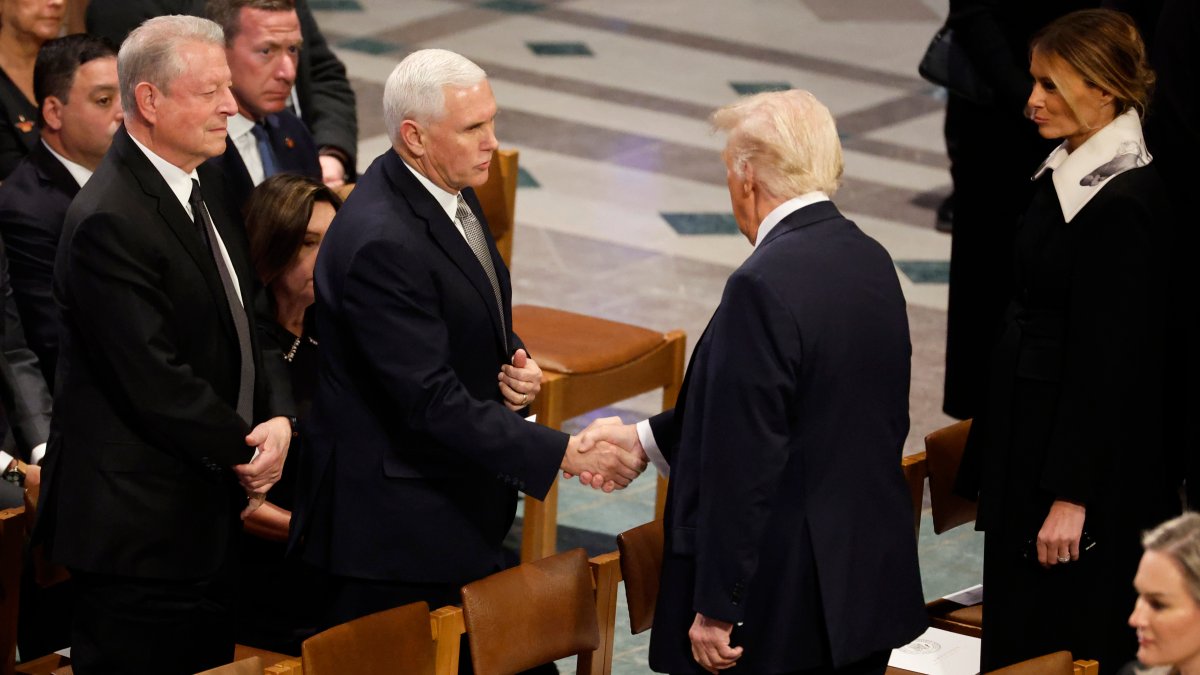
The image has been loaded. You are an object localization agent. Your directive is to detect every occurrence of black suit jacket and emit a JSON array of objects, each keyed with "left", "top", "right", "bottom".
[
  {"left": 646, "top": 202, "right": 927, "bottom": 673},
  {"left": 86, "top": 0, "right": 358, "bottom": 170},
  {"left": 36, "top": 126, "right": 292, "bottom": 580},
  {"left": 0, "top": 140, "right": 81, "bottom": 384},
  {"left": 205, "top": 111, "right": 321, "bottom": 215},
  {"left": 290, "top": 149, "right": 566, "bottom": 585}
]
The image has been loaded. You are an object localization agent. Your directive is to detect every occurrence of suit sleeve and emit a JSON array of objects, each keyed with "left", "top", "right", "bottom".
[
  {"left": 341, "top": 236, "right": 566, "bottom": 498},
  {"left": 0, "top": 246, "right": 51, "bottom": 453},
  {"left": 1039, "top": 191, "right": 1165, "bottom": 505},
  {"left": 295, "top": 0, "right": 358, "bottom": 172},
  {"left": 692, "top": 270, "right": 801, "bottom": 624},
  {"left": 62, "top": 210, "right": 253, "bottom": 467}
]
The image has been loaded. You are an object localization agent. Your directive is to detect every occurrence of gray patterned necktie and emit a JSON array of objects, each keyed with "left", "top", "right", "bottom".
[{"left": 455, "top": 193, "right": 507, "bottom": 354}]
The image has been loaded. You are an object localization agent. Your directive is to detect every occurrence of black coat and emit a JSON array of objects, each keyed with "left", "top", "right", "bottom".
[
  {"left": 35, "top": 126, "right": 292, "bottom": 580},
  {"left": 204, "top": 111, "right": 322, "bottom": 216},
  {"left": 646, "top": 202, "right": 927, "bottom": 674},
  {"left": 957, "top": 166, "right": 1182, "bottom": 674},
  {"left": 289, "top": 150, "right": 567, "bottom": 587}
]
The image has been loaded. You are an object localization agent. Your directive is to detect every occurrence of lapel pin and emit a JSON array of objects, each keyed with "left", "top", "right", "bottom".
[{"left": 285, "top": 137, "right": 295, "bottom": 149}]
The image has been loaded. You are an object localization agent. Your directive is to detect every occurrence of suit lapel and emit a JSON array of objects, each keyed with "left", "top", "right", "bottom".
[
  {"left": 383, "top": 151, "right": 508, "bottom": 353},
  {"left": 31, "top": 141, "right": 82, "bottom": 198},
  {"left": 115, "top": 128, "right": 237, "bottom": 343}
]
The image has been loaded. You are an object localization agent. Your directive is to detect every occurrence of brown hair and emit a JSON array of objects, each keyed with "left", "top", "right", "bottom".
[
  {"left": 204, "top": 0, "right": 296, "bottom": 43},
  {"left": 1031, "top": 8, "right": 1155, "bottom": 119},
  {"left": 245, "top": 174, "right": 342, "bottom": 288}
]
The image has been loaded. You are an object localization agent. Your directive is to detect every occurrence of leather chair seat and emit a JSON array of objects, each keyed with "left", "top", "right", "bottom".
[{"left": 513, "top": 306, "right": 666, "bottom": 375}]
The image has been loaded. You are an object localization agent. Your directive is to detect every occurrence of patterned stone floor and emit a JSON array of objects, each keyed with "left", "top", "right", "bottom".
[{"left": 311, "top": 0, "right": 983, "bottom": 671}]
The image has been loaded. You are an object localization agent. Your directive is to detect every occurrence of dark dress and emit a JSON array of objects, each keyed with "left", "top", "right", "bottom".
[
  {"left": 234, "top": 310, "right": 323, "bottom": 655},
  {"left": 0, "top": 67, "right": 38, "bottom": 180},
  {"left": 957, "top": 165, "right": 1183, "bottom": 674}
]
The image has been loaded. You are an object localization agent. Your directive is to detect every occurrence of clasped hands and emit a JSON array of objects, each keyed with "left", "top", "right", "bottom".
[
  {"left": 233, "top": 415, "right": 293, "bottom": 519},
  {"left": 561, "top": 416, "right": 648, "bottom": 493}
]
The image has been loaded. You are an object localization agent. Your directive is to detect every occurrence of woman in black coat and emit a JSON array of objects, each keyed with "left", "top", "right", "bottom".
[{"left": 956, "top": 10, "right": 1183, "bottom": 674}]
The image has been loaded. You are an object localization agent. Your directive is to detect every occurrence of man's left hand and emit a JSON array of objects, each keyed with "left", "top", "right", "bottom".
[
  {"left": 319, "top": 155, "right": 347, "bottom": 189},
  {"left": 689, "top": 612, "right": 742, "bottom": 673},
  {"left": 234, "top": 416, "right": 292, "bottom": 492},
  {"left": 500, "top": 348, "right": 541, "bottom": 411}
]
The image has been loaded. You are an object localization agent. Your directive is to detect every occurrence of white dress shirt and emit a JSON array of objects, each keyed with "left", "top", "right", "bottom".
[
  {"left": 403, "top": 159, "right": 470, "bottom": 242},
  {"left": 42, "top": 139, "right": 93, "bottom": 188},
  {"left": 228, "top": 113, "right": 267, "bottom": 187}
]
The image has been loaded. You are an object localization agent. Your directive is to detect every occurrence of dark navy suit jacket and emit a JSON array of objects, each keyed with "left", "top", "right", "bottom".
[
  {"left": 205, "top": 110, "right": 321, "bottom": 215},
  {"left": 646, "top": 201, "right": 928, "bottom": 673},
  {"left": 290, "top": 149, "right": 567, "bottom": 586}
]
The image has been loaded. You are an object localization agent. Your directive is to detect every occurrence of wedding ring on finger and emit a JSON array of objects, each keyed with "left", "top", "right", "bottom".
[
  {"left": 521, "top": 393, "right": 528, "bottom": 405},
  {"left": 1057, "top": 556, "right": 1070, "bottom": 563}
]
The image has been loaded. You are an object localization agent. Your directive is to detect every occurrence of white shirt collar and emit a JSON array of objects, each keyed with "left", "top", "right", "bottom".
[
  {"left": 403, "top": 157, "right": 459, "bottom": 223},
  {"left": 127, "top": 130, "right": 200, "bottom": 217},
  {"left": 41, "top": 139, "right": 93, "bottom": 188},
  {"left": 228, "top": 112, "right": 256, "bottom": 141},
  {"left": 754, "top": 192, "right": 830, "bottom": 249},
  {"left": 1030, "top": 109, "right": 1151, "bottom": 223},
  {"left": 228, "top": 112, "right": 265, "bottom": 186}
]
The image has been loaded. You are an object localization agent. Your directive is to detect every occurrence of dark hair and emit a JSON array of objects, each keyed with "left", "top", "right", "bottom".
[
  {"left": 204, "top": 0, "right": 297, "bottom": 43},
  {"left": 1031, "top": 8, "right": 1155, "bottom": 118},
  {"left": 33, "top": 34, "right": 118, "bottom": 127},
  {"left": 245, "top": 174, "right": 342, "bottom": 288}
]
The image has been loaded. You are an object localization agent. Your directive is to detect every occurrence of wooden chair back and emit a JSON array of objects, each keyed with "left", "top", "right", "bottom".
[
  {"left": 616, "top": 520, "right": 662, "bottom": 635},
  {"left": 901, "top": 452, "right": 927, "bottom": 539},
  {"left": 194, "top": 656, "right": 262, "bottom": 675},
  {"left": 1, "top": 507, "right": 25, "bottom": 675},
  {"left": 459, "top": 548, "right": 599, "bottom": 675},
  {"left": 474, "top": 149, "right": 519, "bottom": 267},
  {"left": 924, "top": 419, "right": 977, "bottom": 534},
  {"left": 986, "top": 651, "right": 1074, "bottom": 674},
  {"left": 301, "top": 601, "right": 435, "bottom": 675}
]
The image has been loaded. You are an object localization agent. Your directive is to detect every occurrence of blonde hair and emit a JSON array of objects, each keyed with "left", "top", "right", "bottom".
[
  {"left": 1031, "top": 9, "right": 1155, "bottom": 121},
  {"left": 1143, "top": 512, "right": 1200, "bottom": 605},
  {"left": 711, "top": 89, "right": 842, "bottom": 199}
]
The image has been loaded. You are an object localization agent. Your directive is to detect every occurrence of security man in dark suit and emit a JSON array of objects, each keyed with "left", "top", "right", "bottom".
[
  {"left": 35, "top": 16, "right": 293, "bottom": 674},
  {"left": 203, "top": 0, "right": 321, "bottom": 212},
  {"left": 577, "top": 90, "right": 928, "bottom": 675}
]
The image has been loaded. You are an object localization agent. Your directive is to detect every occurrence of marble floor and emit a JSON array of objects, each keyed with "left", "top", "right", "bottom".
[{"left": 311, "top": 0, "right": 984, "bottom": 671}]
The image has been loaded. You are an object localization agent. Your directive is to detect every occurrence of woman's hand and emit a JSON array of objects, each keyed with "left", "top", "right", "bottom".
[{"left": 1037, "top": 499, "right": 1086, "bottom": 567}]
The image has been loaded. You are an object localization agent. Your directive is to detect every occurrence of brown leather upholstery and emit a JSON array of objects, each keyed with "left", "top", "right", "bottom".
[
  {"left": 1, "top": 507, "right": 24, "bottom": 675},
  {"left": 513, "top": 306, "right": 667, "bottom": 374},
  {"left": 616, "top": 520, "right": 663, "bottom": 635},
  {"left": 987, "top": 651, "right": 1074, "bottom": 675},
  {"left": 194, "top": 656, "right": 262, "bottom": 675},
  {"left": 302, "top": 601, "right": 435, "bottom": 675},
  {"left": 901, "top": 452, "right": 927, "bottom": 539},
  {"left": 924, "top": 419, "right": 977, "bottom": 534},
  {"left": 460, "top": 548, "right": 600, "bottom": 675}
]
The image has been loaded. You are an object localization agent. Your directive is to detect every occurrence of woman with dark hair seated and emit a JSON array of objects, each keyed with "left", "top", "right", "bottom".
[{"left": 237, "top": 173, "right": 342, "bottom": 654}]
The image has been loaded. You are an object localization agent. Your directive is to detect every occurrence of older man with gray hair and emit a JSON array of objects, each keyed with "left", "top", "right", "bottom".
[
  {"left": 577, "top": 90, "right": 927, "bottom": 674},
  {"left": 288, "top": 49, "right": 645, "bottom": 656},
  {"left": 35, "top": 15, "right": 294, "bottom": 674}
]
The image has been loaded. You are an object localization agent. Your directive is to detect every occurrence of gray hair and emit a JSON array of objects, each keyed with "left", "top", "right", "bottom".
[
  {"left": 383, "top": 49, "right": 487, "bottom": 144},
  {"left": 711, "top": 89, "right": 843, "bottom": 199},
  {"left": 1143, "top": 512, "right": 1200, "bottom": 604},
  {"left": 119, "top": 15, "right": 225, "bottom": 117}
]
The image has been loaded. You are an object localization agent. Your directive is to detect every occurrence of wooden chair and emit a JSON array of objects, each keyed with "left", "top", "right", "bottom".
[
  {"left": 615, "top": 519, "right": 662, "bottom": 635},
  {"left": 901, "top": 452, "right": 927, "bottom": 539},
  {"left": 1, "top": 507, "right": 24, "bottom": 675},
  {"left": 921, "top": 419, "right": 984, "bottom": 637},
  {"left": 986, "top": 651, "right": 1098, "bottom": 675},
  {"left": 433, "top": 548, "right": 620, "bottom": 675},
  {"left": 474, "top": 148, "right": 686, "bottom": 562},
  {"left": 195, "top": 656, "right": 262, "bottom": 675},
  {"left": 301, "top": 601, "right": 435, "bottom": 675}
]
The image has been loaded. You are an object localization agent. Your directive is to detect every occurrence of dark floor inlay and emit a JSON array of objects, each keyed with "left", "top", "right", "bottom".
[
  {"left": 896, "top": 260, "right": 950, "bottom": 284},
  {"left": 661, "top": 212, "right": 739, "bottom": 236},
  {"left": 337, "top": 37, "right": 400, "bottom": 55},
  {"left": 517, "top": 167, "right": 541, "bottom": 188},
  {"left": 480, "top": 0, "right": 545, "bottom": 12},
  {"left": 527, "top": 41, "right": 594, "bottom": 56},
  {"left": 730, "top": 81, "right": 792, "bottom": 96}
]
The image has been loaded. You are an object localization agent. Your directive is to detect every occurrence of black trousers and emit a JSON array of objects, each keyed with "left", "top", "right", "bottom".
[
  {"left": 70, "top": 568, "right": 235, "bottom": 675},
  {"left": 670, "top": 650, "right": 890, "bottom": 675}
]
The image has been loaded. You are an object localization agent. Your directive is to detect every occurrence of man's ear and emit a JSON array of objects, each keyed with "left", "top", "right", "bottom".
[
  {"left": 742, "top": 162, "right": 756, "bottom": 197},
  {"left": 42, "top": 96, "right": 66, "bottom": 132},
  {"left": 135, "top": 82, "right": 159, "bottom": 125},
  {"left": 398, "top": 119, "right": 426, "bottom": 157}
]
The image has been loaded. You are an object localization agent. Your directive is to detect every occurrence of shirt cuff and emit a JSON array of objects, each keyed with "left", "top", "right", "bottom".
[
  {"left": 30, "top": 443, "right": 47, "bottom": 466},
  {"left": 637, "top": 419, "right": 670, "bottom": 478},
  {"left": 1, "top": 450, "right": 14, "bottom": 471}
]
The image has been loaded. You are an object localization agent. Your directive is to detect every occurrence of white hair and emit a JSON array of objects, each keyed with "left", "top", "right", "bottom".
[
  {"left": 711, "top": 89, "right": 844, "bottom": 199},
  {"left": 383, "top": 49, "right": 487, "bottom": 144},
  {"left": 119, "top": 15, "right": 225, "bottom": 117}
]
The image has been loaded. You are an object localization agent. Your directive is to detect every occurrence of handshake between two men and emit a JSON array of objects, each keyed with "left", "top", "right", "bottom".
[{"left": 561, "top": 417, "right": 647, "bottom": 492}]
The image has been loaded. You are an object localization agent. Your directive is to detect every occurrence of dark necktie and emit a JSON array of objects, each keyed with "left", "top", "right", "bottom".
[
  {"left": 249, "top": 123, "right": 280, "bottom": 180},
  {"left": 189, "top": 179, "right": 256, "bottom": 424},
  {"left": 455, "top": 193, "right": 507, "bottom": 354}
]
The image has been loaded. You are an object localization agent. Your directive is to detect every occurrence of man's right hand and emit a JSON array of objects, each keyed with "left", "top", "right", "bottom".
[
  {"left": 567, "top": 417, "right": 646, "bottom": 490},
  {"left": 561, "top": 427, "right": 646, "bottom": 492}
]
